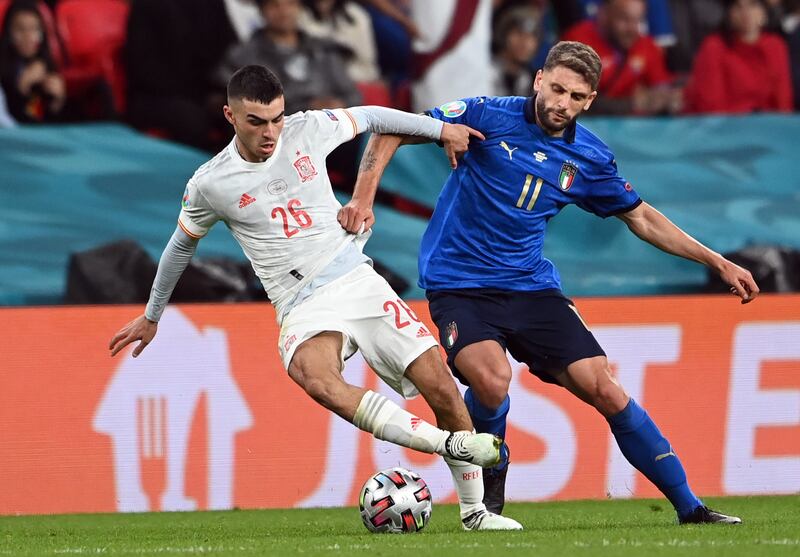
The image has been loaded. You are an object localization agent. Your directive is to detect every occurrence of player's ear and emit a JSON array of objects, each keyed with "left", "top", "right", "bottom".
[
  {"left": 223, "top": 104, "right": 235, "bottom": 125},
  {"left": 532, "top": 70, "right": 543, "bottom": 93},
  {"left": 583, "top": 91, "right": 598, "bottom": 111}
]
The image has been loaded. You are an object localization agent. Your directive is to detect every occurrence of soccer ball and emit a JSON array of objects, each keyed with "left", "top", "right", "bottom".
[{"left": 358, "top": 467, "right": 432, "bottom": 533}]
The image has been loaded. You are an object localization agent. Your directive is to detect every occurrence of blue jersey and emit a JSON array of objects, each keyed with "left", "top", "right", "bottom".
[{"left": 420, "top": 96, "right": 641, "bottom": 292}]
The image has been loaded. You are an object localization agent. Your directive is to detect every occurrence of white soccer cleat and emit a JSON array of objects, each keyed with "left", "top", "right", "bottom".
[
  {"left": 444, "top": 431, "right": 502, "bottom": 467},
  {"left": 462, "top": 509, "right": 524, "bottom": 531}
]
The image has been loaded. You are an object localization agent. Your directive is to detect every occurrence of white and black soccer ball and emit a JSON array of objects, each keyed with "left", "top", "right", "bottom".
[{"left": 358, "top": 467, "right": 432, "bottom": 533}]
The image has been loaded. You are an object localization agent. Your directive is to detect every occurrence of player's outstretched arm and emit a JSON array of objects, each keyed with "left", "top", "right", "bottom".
[
  {"left": 346, "top": 106, "right": 484, "bottom": 170},
  {"left": 338, "top": 118, "right": 483, "bottom": 234},
  {"left": 617, "top": 202, "right": 759, "bottom": 304},
  {"left": 338, "top": 132, "right": 403, "bottom": 234},
  {"left": 108, "top": 226, "right": 200, "bottom": 357}
]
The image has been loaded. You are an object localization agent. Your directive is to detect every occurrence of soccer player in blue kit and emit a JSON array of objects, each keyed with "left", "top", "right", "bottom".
[{"left": 339, "top": 41, "right": 759, "bottom": 525}]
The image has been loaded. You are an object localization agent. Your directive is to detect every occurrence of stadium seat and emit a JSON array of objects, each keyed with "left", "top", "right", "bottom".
[
  {"left": 0, "top": 0, "right": 64, "bottom": 67},
  {"left": 55, "top": 0, "right": 130, "bottom": 114},
  {"left": 355, "top": 81, "right": 393, "bottom": 108}
]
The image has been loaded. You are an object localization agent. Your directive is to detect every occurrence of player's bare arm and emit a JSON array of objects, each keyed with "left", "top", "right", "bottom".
[
  {"left": 338, "top": 133, "right": 402, "bottom": 233},
  {"left": 617, "top": 201, "right": 759, "bottom": 303},
  {"left": 338, "top": 124, "right": 484, "bottom": 234}
]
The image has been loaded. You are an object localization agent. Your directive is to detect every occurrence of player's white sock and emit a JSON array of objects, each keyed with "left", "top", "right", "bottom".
[
  {"left": 352, "top": 390, "right": 449, "bottom": 454},
  {"left": 444, "top": 455, "right": 487, "bottom": 519}
]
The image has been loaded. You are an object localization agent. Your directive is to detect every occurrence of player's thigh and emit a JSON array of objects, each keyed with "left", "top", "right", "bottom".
[
  {"left": 345, "top": 269, "right": 438, "bottom": 399},
  {"left": 453, "top": 340, "right": 513, "bottom": 407},
  {"left": 286, "top": 331, "right": 345, "bottom": 390},
  {"left": 507, "top": 291, "right": 605, "bottom": 386},
  {"left": 426, "top": 289, "right": 512, "bottom": 395}
]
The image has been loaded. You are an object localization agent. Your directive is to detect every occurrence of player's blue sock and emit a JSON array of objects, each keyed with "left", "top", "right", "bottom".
[
  {"left": 464, "top": 388, "right": 510, "bottom": 470},
  {"left": 607, "top": 398, "right": 702, "bottom": 518}
]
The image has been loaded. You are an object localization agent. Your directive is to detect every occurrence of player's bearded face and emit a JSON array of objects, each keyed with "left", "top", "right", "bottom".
[
  {"left": 225, "top": 96, "right": 286, "bottom": 163},
  {"left": 533, "top": 67, "right": 596, "bottom": 136}
]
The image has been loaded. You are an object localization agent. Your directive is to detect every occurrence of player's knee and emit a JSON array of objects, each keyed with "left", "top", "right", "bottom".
[
  {"left": 593, "top": 377, "right": 628, "bottom": 417},
  {"left": 471, "top": 368, "right": 511, "bottom": 409}
]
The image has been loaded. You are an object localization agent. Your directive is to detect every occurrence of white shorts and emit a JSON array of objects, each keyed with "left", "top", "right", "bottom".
[{"left": 278, "top": 264, "right": 438, "bottom": 398}]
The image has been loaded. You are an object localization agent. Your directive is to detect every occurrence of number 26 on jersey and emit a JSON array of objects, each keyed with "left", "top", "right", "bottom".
[{"left": 271, "top": 198, "right": 313, "bottom": 238}]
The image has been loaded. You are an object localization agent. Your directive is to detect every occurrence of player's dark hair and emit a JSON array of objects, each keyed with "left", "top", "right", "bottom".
[
  {"left": 227, "top": 65, "right": 284, "bottom": 104},
  {"left": 542, "top": 41, "right": 602, "bottom": 91}
]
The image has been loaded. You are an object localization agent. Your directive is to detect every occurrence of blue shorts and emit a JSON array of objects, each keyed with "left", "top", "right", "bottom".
[{"left": 426, "top": 288, "right": 605, "bottom": 386}]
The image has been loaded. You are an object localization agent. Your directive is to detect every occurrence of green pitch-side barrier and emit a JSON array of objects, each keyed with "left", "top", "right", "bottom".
[{"left": 1, "top": 116, "right": 798, "bottom": 305}]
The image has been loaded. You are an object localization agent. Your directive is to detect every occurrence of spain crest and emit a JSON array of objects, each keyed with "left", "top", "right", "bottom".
[
  {"left": 293, "top": 155, "right": 318, "bottom": 183},
  {"left": 558, "top": 161, "right": 578, "bottom": 191}
]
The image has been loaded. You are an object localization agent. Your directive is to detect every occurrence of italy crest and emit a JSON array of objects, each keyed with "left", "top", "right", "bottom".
[{"left": 558, "top": 161, "right": 578, "bottom": 191}]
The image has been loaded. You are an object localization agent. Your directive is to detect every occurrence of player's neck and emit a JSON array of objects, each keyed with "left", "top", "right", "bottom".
[{"left": 234, "top": 136, "right": 268, "bottom": 163}]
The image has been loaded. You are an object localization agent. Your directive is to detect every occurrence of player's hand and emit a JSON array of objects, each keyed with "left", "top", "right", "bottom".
[
  {"left": 719, "top": 260, "right": 760, "bottom": 304},
  {"left": 440, "top": 123, "right": 485, "bottom": 169},
  {"left": 109, "top": 314, "right": 158, "bottom": 357},
  {"left": 338, "top": 199, "right": 375, "bottom": 234}
]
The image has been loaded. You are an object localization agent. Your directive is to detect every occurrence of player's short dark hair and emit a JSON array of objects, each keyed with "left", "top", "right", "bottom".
[
  {"left": 227, "top": 65, "right": 284, "bottom": 104},
  {"left": 543, "top": 41, "right": 602, "bottom": 91}
]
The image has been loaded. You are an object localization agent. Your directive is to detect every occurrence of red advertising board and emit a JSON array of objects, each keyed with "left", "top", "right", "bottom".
[{"left": 1, "top": 295, "right": 798, "bottom": 515}]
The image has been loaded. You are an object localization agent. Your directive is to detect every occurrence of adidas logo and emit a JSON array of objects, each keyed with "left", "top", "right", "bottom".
[
  {"left": 410, "top": 417, "right": 422, "bottom": 431},
  {"left": 416, "top": 327, "right": 431, "bottom": 338},
  {"left": 239, "top": 193, "right": 256, "bottom": 208}
]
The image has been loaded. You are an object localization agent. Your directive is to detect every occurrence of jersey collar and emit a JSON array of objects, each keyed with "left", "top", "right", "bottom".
[
  {"left": 228, "top": 133, "right": 284, "bottom": 170},
  {"left": 524, "top": 95, "right": 577, "bottom": 144}
]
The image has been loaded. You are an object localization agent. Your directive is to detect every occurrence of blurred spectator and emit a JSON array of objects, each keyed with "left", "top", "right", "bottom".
[
  {"left": 563, "top": 0, "right": 681, "bottom": 115},
  {"left": 0, "top": 85, "right": 17, "bottom": 127},
  {"left": 785, "top": 0, "right": 800, "bottom": 109},
  {"left": 0, "top": 0, "right": 65, "bottom": 123},
  {"left": 666, "top": 0, "right": 725, "bottom": 73},
  {"left": 490, "top": 6, "right": 542, "bottom": 96},
  {"left": 299, "top": 0, "right": 381, "bottom": 82},
  {"left": 218, "top": 0, "right": 360, "bottom": 115},
  {"left": 684, "top": 0, "right": 793, "bottom": 113},
  {"left": 125, "top": 0, "right": 237, "bottom": 150},
  {"left": 359, "top": 0, "right": 417, "bottom": 89},
  {"left": 361, "top": 0, "right": 419, "bottom": 39},
  {"left": 411, "top": 0, "right": 493, "bottom": 111},
  {"left": 579, "top": 0, "right": 676, "bottom": 46},
  {"left": 224, "top": 0, "right": 265, "bottom": 41}
]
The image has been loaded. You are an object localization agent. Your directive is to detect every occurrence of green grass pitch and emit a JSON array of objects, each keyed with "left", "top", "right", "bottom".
[{"left": 1, "top": 496, "right": 798, "bottom": 556}]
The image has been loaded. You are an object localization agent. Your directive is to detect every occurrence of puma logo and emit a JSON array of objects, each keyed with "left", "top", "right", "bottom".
[{"left": 499, "top": 141, "right": 518, "bottom": 160}]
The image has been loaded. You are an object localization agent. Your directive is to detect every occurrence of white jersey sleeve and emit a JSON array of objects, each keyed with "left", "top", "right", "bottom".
[
  {"left": 178, "top": 178, "right": 220, "bottom": 238},
  {"left": 304, "top": 108, "right": 359, "bottom": 156}
]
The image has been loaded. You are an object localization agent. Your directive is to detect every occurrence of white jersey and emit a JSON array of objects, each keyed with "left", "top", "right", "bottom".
[{"left": 178, "top": 108, "right": 368, "bottom": 318}]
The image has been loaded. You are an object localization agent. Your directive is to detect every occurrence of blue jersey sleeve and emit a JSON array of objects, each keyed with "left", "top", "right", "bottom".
[
  {"left": 576, "top": 157, "right": 642, "bottom": 218},
  {"left": 425, "top": 97, "right": 489, "bottom": 129}
]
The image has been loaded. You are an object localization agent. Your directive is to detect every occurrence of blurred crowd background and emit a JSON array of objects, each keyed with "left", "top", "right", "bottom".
[
  {"left": 1, "top": 0, "right": 798, "bottom": 145},
  {"left": 1, "top": 0, "right": 799, "bottom": 306}
]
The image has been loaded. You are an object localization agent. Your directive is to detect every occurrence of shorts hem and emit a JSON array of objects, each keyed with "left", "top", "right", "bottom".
[{"left": 280, "top": 325, "right": 351, "bottom": 371}]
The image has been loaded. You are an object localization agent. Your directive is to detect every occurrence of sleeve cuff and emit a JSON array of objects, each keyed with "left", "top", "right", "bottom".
[
  {"left": 178, "top": 214, "right": 206, "bottom": 239},
  {"left": 606, "top": 197, "right": 643, "bottom": 218}
]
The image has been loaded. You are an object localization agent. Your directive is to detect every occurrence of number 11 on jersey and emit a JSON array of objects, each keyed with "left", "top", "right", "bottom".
[{"left": 516, "top": 174, "right": 543, "bottom": 211}]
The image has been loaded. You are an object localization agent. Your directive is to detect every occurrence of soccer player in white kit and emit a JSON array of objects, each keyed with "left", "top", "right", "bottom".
[{"left": 109, "top": 65, "right": 522, "bottom": 530}]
